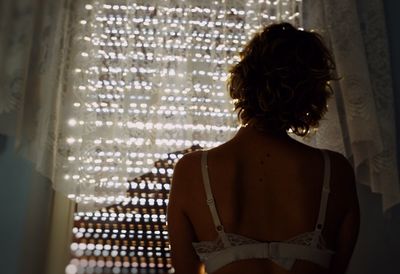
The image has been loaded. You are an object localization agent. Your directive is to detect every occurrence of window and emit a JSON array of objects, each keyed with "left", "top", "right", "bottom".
[{"left": 63, "top": 1, "right": 302, "bottom": 273}]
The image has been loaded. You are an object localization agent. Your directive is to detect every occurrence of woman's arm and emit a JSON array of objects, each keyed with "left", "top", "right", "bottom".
[
  {"left": 328, "top": 153, "right": 360, "bottom": 274},
  {"left": 167, "top": 155, "right": 205, "bottom": 274}
]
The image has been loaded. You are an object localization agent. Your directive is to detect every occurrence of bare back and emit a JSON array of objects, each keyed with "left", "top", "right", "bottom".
[{"left": 168, "top": 126, "right": 359, "bottom": 274}]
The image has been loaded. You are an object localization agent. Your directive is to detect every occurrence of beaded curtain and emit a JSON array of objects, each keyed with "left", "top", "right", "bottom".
[{"left": 56, "top": 0, "right": 302, "bottom": 211}]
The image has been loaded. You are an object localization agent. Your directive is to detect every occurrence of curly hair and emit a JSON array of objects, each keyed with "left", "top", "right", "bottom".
[{"left": 227, "top": 22, "right": 337, "bottom": 136}]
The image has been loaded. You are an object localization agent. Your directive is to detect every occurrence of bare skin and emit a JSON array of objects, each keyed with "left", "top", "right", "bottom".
[{"left": 168, "top": 125, "right": 360, "bottom": 274}]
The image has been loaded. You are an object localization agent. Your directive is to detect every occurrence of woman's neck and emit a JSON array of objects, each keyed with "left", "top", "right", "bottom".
[{"left": 235, "top": 122, "right": 290, "bottom": 141}]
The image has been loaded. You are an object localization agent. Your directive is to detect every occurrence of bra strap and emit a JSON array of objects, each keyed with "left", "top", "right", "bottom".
[
  {"left": 201, "top": 151, "right": 231, "bottom": 247},
  {"left": 311, "top": 149, "right": 331, "bottom": 246}
]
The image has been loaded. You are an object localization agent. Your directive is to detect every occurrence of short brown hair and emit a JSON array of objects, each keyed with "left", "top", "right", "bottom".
[{"left": 227, "top": 22, "right": 336, "bottom": 136}]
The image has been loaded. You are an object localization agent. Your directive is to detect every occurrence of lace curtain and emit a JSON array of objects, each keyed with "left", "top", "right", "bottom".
[
  {"left": 0, "top": 0, "right": 70, "bottom": 185},
  {"left": 301, "top": 0, "right": 400, "bottom": 211}
]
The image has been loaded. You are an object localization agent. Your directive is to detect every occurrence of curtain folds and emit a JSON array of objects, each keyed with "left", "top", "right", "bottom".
[
  {"left": 1, "top": 0, "right": 398, "bottom": 212},
  {"left": 0, "top": 0, "right": 71, "bottom": 185},
  {"left": 302, "top": 0, "right": 400, "bottom": 211}
]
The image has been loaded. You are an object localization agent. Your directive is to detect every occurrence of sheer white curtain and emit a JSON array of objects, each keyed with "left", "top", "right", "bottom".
[
  {"left": 0, "top": 0, "right": 71, "bottom": 185},
  {"left": 301, "top": 0, "right": 400, "bottom": 211}
]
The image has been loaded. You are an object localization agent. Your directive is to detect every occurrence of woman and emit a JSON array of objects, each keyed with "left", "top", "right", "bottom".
[{"left": 167, "top": 22, "right": 359, "bottom": 274}]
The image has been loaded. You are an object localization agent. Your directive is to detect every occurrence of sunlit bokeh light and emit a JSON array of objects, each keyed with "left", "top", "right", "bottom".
[{"left": 64, "top": 0, "right": 302, "bottom": 273}]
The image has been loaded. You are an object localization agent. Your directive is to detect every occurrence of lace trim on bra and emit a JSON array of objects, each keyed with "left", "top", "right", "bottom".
[{"left": 192, "top": 231, "right": 329, "bottom": 262}]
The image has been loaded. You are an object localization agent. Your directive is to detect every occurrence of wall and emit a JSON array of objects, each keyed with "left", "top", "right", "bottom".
[
  {"left": 0, "top": 135, "right": 32, "bottom": 274},
  {"left": 0, "top": 135, "right": 53, "bottom": 274},
  {"left": 385, "top": 0, "right": 400, "bottom": 159}
]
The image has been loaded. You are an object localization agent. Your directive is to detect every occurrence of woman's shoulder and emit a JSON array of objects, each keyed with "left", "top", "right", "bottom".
[
  {"left": 174, "top": 150, "right": 203, "bottom": 170},
  {"left": 171, "top": 150, "right": 203, "bottom": 190},
  {"left": 323, "top": 149, "right": 354, "bottom": 176},
  {"left": 322, "top": 149, "right": 357, "bottom": 207}
]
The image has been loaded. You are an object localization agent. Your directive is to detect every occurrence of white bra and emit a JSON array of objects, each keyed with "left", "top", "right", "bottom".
[{"left": 192, "top": 150, "right": 335, "bottom": 273}]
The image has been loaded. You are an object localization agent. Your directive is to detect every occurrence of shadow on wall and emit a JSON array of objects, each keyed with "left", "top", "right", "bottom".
[
  {"left": 0, "top": 134, "right": 6, "bottom": 154},
  {"left": 347, "top": 183, "right": 400, "bottom": 274},
  {"left": 0, "top": 136, "right": 53, "bottom": 274}
]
